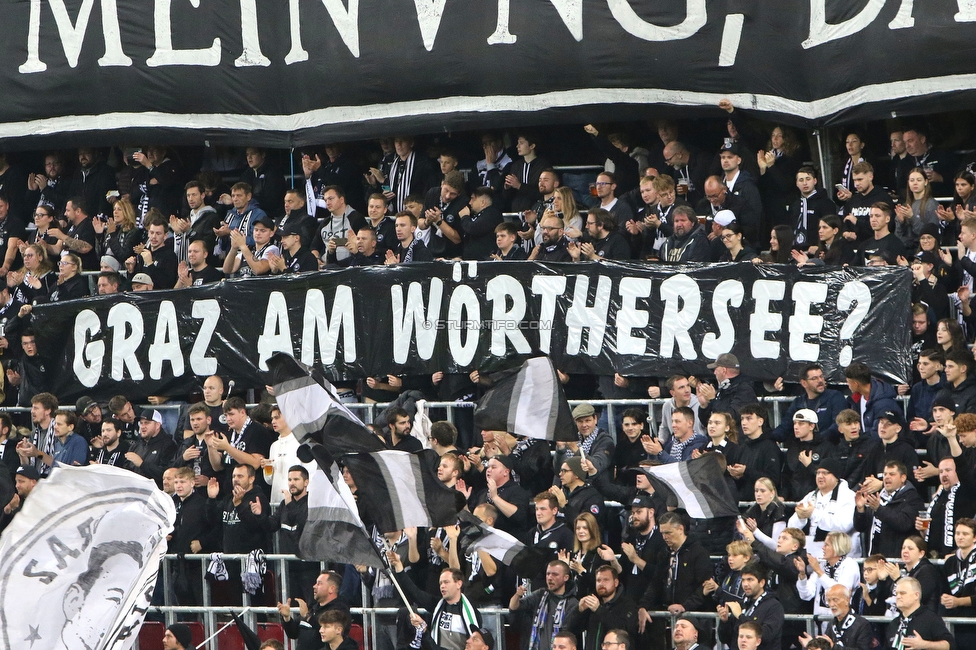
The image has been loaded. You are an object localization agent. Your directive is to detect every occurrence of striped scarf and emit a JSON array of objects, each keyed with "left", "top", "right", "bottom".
[
  {"left": 925, "top": 484, "right": 957, "bottom": 550},
  {"left": 529, "top": 591, "right": 569, "bottom": 650},
  {"left": 390, "top": 151, "right": 415, "bottom": 213},
  {"left": 430, "top": 594, "right": 479, "bottom": 647}
]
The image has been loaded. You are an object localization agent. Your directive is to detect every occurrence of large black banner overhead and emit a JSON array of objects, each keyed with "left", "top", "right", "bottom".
[
  {"left": 0, "top": 0, "right": 973, "bottom": 146},
  {"left": 31, "top": 262, "right": 911, "bottom": 400}
]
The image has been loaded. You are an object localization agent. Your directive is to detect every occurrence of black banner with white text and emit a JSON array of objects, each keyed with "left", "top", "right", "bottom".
[
  {"left": 0, "top": 0, "right": 975, "bottom": 145},
  {"left": 31, "top": 261, "right": 912, "bottom": 400}
]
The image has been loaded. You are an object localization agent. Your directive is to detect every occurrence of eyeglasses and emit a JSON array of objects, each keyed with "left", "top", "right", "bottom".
[
  {"left": 602, "top": 643, "right": 622, "bottom": 648},
  {"left": 721, "top": 234, "right": 735, "bottom": 241},
  {"left": 594, "top": 182, "right": 612, "bottom": 187},
  {"left": 558, "top": 468, "right": 572, "bottom": 474},
  {"left": 58, "top": 260, "right": 76, "bottom": 266}
]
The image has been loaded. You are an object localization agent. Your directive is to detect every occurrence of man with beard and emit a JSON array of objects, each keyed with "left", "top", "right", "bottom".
[
  {"left": 270, "top": 466, "right": 317, "bottom": 602},
  {"left": 91, "top": 418, "right": 130, "bottom": 467},
  {"left": 525, "top": 169, "right": 559, "bottom": 250},
  {"left": 798, "top": 584, "right": 872, "bottom": 650},
  {"left": 26, "top": 152, "right": 69, "bottom": 217},
  {"left": 530, "top": 215, "right": 572, "bottom": 262},
  {"left": 68, "top": 147, "right": 117, "bottom": 217},
  {"left": 279, "top": 571, "right": 351, "bottom": 650},
  {"left": 459, "top": 187, "right": 503, "bottom": 261},
  {"left": 569, "top": 209, "right": 629, "bottom": 261},
  {"left": 657, "top": 206, "right": 709, "bottom": 262},
  {"left": 916, "top": 457, "right": 976, "bottom": 558},
  {"left": 527, "top": 493, "right": 575, "bottom": 584},
  {"left": 617, "top": 494, "right": 666, "bottom": 603},
  {"left": 718, "top": 563, "right": 784, "bottom": 650},
  {"left": 771, "top": 364, "right": 847, "bottom": 443},
  {"left": 172, "top": 181, "right": 220, "bottom": 261},
  {"left": 391, "top": 561, "right": 483, "bottom": 650},
  {"left": 510, "top": 560, "right": 580, "bottom": 650},
  {"left": 662, "top": 141, "right": 709, "bottom": 205},
  {"left": 175, "top": 403, "right": 219, "bottom": 493},
  {"left": 577, "top": 565, "right": 638, "bottom": 650}
]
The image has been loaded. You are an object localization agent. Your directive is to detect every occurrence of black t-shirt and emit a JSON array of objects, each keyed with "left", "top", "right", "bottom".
[
  {"left": 283, "top": 247, "right": 318, "bottom": 273},
  {"left": 593, "top": 231, "right": 631, "bottom": 260},
  {"left": 66, "top": 217, "right": 99, "bottom": 270},
  {"left": 189, "top": 264, "right": 224, "bottom": 286},
  {"left": 0, "top": 216, "right": 26, "bottom": 267},
  {"left": 858, "top": 232, "right": 907, "bottom": 265}
]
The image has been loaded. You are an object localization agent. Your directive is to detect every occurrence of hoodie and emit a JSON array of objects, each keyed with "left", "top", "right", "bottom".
[
  {"left": 847, "top": 378, "right": 899, "bottom": 439},
  {"left": 658, "top": 223, "right": 711, "bottom": 263},
  {"left": 515, "top": 582, "right": 580, "bottom": 650},
  {"left": 735, "top": 431, "right": 783, "bottom": 501},
  {"left": 936, "top": 375, "right": 976, "bottom": 416}
]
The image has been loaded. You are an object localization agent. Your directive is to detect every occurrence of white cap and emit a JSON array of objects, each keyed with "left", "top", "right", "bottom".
[{"left": 714, "top": 210, "right": 736, "bottom": 227}]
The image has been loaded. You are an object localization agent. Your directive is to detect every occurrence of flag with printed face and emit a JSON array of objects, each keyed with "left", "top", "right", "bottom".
[
  {"left": 472, "top": 356, "right": 577, "bottom": 442},
  {"left": 297, "top": 443, "right": 384, "bottom": 568},
  {"left": 0, "top": 464, "right": 175, "bottom": 650},
  {"left": 268, "top": 353, "right": 385, "bottom": 455},
  {"left": 341, "top": 449, "right": 461, "bottom": 533},
  {"left": 642, "top": 453, "right": 739, "bottom": 519}
]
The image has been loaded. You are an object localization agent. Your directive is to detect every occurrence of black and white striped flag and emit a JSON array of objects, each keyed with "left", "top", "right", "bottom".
[
  {"left": 268, "top": 353, "right": 385, "bottom": 455},
  {"left": 642, "top": 454, "right": 739, "bottom": 519},
  {"left": 341, "top": 449, "right": 461, "bottom": 533},
  {"left": 472, "top": 356, "right": 577, "bottom": 442},
  {"left": 297, "top": 443, "right": 384, "bottom": 568}
]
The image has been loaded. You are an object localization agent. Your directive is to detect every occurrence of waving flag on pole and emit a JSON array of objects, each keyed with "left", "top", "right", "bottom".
[
  {"left": 296, "top": 443, "right": 384, "bottom": 568},
  {"left": 341, "top": 450, "right": 461, "bottom": 533},
  {"left": 472, "top": 356, "right": 577, "bottom": 442},
  {"left": 0, "top": 464, "right": 175, "bottom": 650},
  {"left": 642, "top": 454, "right": 739, "bottom": 519},
  {"left": 268, "top": 353, "right": 385, "bottom": 455}
]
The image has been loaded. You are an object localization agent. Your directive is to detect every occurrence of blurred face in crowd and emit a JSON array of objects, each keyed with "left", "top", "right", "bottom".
[
  {"left": 740, "top": 412, "right": 763, "bottom": 438},
  {"left": 284, "top": 191, "right": 305, "bottom": 215},
  {"left": 621, "top": 416, "right": 644, "bottom": 442},
  {"left": 852, "top": 171, "right": 872, "bottom": 194},
  {"left": 186, "top": 186, "right": 205, "bottom": 210},
  {"left": 796, "top": 171, "right": 817, "bottom": 196},
  {"left": 540, "top": 217, "right": 563, "bottom": 246},
  {"left": 394, "top": 216, "right": 415, "bottom": 243},
  {"left": 231, "top": 188, "right": 250, "bottom": 211},
  {"left": 224, "top": 407, "right": 247, "bottom": 431},
  {"left": 891, "top": 131, "right": 906, "bottom": 155},
  {"left": 908, "top": 171, "right": 928, "bottom": 197},
  {"left": 252, "top": 222, "right": 273, "bottom": 246},
  {"left": 719, "top": 151, "right": 740, "bottom": 173},
  {"left": 845, "top": 134, "right": 863, "bottom": 158},
  {"left": 960, "top": 224, "right": 976, "bottom": 250},
  {"left": 839, "top": 419, "right": 860, "bottom": 442},
  {"left": 939, "top": 458, "right": 958, "bottom": 489},
  {"left": 187, "top": 241, "right": 207, "bottom": 268},
  {"left": 903, "top": 131, "right": 926, "bottom": 157},
  {"left": 78, "top": 148, "right": 95, "bottom": 169},
  {"left": 869, "top": 207, "right": 889, "bottom": 233},
  {"left": 245, "top": 148, "right": 265, "bottom": 170},
  {"left": 883, "top": 464, "right": 907, "bottom": 492},
  {"left": 367, "top": 197, "right": 387, "bottom": 221},
  {"left": 203, "top": 376, "right": 223, "bottom": 405},
  {"left": 539, "top": 171, "right": 558, "bottom": 195},
  {"left": 189, "top": 411, "right": 210, "bottom": 436},
  {"left": 438, "top": 154, "right": 458, "bottom": 175},
  {"left": 595, "top": 174, "right": 615, "bottom": 200},
  {"left": 232, "top": 466, "right": 253, "bottom": 492},
  {"left": 394, "top": 137, "right": 413, "bottom": 159},
  {"left": 754, "top": 480, "right": 774, "bottom": 506},
  {"left": 535, "top": 499, "right": 557, "bottom": 527},
  {"left": 575, "top": 414, "right": 597, "bottom": 437},
  {"left": 640, "top": 179, "right": 657, "bottom": 206},
  {"left": 956, "top": 523, "right": 976, "bottom": 552},
  {"left": 672, "top": 212, "right": 694, "bottom": 237},
  {"left": 545, "top": 563, "right": 570, "bottom": 593},
  {"left": 816, "top": 468, "right": 838, "bottom": 493},
  {"left": 818, "top": 220, "right": 838, "bottom": 245},
  {"left": 101, "top": 422, "right": 121, "bottom": 447},
  {"left": 174, "top": 473, "right": 194, "bottom": 499}
]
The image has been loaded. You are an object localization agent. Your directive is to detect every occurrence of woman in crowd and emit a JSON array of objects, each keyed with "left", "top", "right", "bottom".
[
  {"left": 895, "top": 168, "right": 940, "bottom": 249},
  {"left": 7, "top": 243, "right": 56, "bottom": 304},
  {"left": 901, "top": 535, "right": 943, "bottom": 613},
  {"left": 544, "top": 187, "right": 582, "bottom": 239},
  {"left": 796, "top": 531, "right": 860, "bottom": 622},
  {"left": 757, "top": 125, "right": 803, "bottom": 224},
  {"left": 97, "top": 198, "right": 145, "bottom": 266},
  {"left": 935, "top": 171, "right": 976, "bottom": 245},
  {"left": 51, "top": 253, "right": 89, "bottom": 302},
  {"left": 718, "top": 222, "right": 757, "bottom": 262},
  {"left": 835, "top": 132, "right": 866, "bottom": 202},
  {"left": 755, "top": 225, "right": 794, "bottom": 264},
  {"left": 807, "top": 215, "right": 855, "bottom": 266},
  {"left": 936, "top": 318, "right": 967, "bottom": 355},
  {"left": 25, "top": 204, "right": 58, "bottom": 250},
  {"left": 740, "top": 477, "right": 787, "bottom": 551},
  {"left": 916, "top": 223, "right": 957, "bottom": 287},
  {"left": 559, "top": 512, "right": 603, "bottom": 595}
]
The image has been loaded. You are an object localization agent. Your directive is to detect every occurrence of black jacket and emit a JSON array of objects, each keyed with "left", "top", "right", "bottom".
[
  {"left": 577, "top": 589, "right": 639, "bottom": 650},
  {"left": 734, "top": 432, "right": 783, "bottom": 501},
  {"left": 718, "top": 591, "right": 785, "bottom": 650},
  {"left": 126, "top": 432, "right": 177, "bottom": 488},
  {"left": 788, "top": 189, "right": 836, "bottom": 249},
  {"left": 271, "top": 493, "right": 308, "bottom": 555},
  {"left": 172, "top": 491, "right": 217, "bottom": 553},
  {"left": 209, "top": 486, "right": 275, "bottom": 553},
  {"left": 936, "top": 376, "right": 976, "bottom": 417},
  {"left": 700, "top": 375, "right": 758, "bottom": 423},
  {"left": 658, "top": 224, "right": 711, "bottom": 263},
  {"left": 461, "top": 205, "right": 503, "bottom": 261},
  {"left": 750, "top": 541, "right": 807, "bottom": 614},
  {"left": 282, "top": 597, "right": 351, "bottom": 650},
  {"left": 853, "top": 482, "right": 924, "bottom": 557},
  {"left": 826, "top": 613, "right": 874, "bottom": 650},
  {"left": 68, "top": 160, "right": 117, "bottom": 218},
  {"left": 640, "top": 538, "right": 712, "bottom": 611},
  {"left": 824, "top": 435, "right": 881, "bottom": 488}
]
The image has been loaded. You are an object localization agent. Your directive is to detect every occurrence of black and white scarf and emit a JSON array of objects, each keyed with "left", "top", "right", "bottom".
[
  {"left": 871, "top": 487, "right": 901, "bottom": 552},
  {"left": 795, "top": 189, "right": 819, "bottom": 246},
  {"left": 949, "top": 548, "right": 976, "bottom": 595},
  {"left": 402, "top": 238, "right": 419, "bottom": 264},
  {"left": 819, "top": 558, "right": 847, "bottom": 608},
  {"left": 224, "top": 417, "right": 253, "bottom": 465},
  {"left": 389, "top": 151, "right": 415, "bottom": 213},
  {"left": 430, "top": 594, "right": 479, "bottom": 647},
  {"left": 742, "top": 590, "right": 767, "bottom": 617},
  {"left": 831, "top": 612, "right": 858, "bottom": 644},
  {"left": 925, "top": 483, "right": 957, "bottom": 550}
]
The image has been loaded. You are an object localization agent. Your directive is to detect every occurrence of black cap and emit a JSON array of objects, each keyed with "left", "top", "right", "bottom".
[
  {"left": 629, "top": 493, "right": 655, "bottom": 509},
  {"left": 16, "top": 466, "right": 39, "bottom": 480},
  {"left": 252, "top": 215, "right": 276, "bottom": 230},
  {"left": 279, "top": 221, "right": 303, "bottom": 239},
  {"left": 493, "top": 454, "right": 514, "bottom": 471},
  {"left": 75, "top": 396, "right": 98, "bottom": 416},
  {"left": 719, "top": 141, "right": 744, "bottom": 157},
  {"left": 915, "top": 251, "right": 938, "bottom": 266},
  {"left": 469, "top": 626, "right": 495, "bottom": 650},
  {"left": 878, "top": 408, "right": 906, "bottom": 428}
]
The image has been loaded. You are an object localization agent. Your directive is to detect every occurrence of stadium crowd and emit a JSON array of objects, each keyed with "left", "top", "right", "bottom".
[{"left": 3, "top": 101, "right": 976, "bottom": 650}]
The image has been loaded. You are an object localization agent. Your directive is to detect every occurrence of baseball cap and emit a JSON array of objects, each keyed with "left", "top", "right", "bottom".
[
  {"left": 493, "top": 454, "right": 514, "bottom": 471},
  {"left": 719, "top": 141, "right": 744, "bottom": 157},
  {"left": 572, "top": 403, "right": 595, "bottom": 419},
  {"left": 130, "top": 273, "right": 154, "bottom": 287},
  {"left": 706, "top": 353, "right": 740, "bottom": 369},
  {"left": 279, "top": 221, "right": 303, "bottom": 238},
  {"left": 253, "top": 215, "right": 276, "bottom": 230},
  {"left": 878, "top": 409, "right": 906, "bottom": 428},
  {"left": 139, "top": 409, "right": 163, "bottom": 424},
  {"left": 16, "top": 466, "right": 39, "bottom": 480},
  {"left": 793, "top": 409, "right": 819, "bottom": 425},
  {"left": 915, "top": 251, "right": 938, "bottom": 266},
  {"left": 469, "top": 626, "right": 495, "bottom": 650},
  {"left": 629, "top": 493, "right": 655, "bottom": 509},
  {"left": 75, "top": 396, "right": 98, "bottom": 416},
  {"left": 714, "top": 210, "right": 736, "bottom": 227}
]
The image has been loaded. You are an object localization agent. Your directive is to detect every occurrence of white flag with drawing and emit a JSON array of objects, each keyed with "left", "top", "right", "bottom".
[{"left": 0, "top": 464, "right": 175, "bottom": 650}]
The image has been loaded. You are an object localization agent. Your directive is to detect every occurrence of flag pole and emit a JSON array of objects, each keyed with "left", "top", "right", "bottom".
[
  {"left": 378, "top": 540, "right": 417, "bottom": 617},
  {"left": 194, "top": 606, "right": 252, "bottom": 649}
]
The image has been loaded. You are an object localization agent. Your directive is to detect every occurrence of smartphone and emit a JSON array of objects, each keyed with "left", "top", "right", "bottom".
[
  {"left": 382, "top": 184, "right": 392, "bottom": 193},
  {"left": 834, "top": 183, "right": 846, "bottom": 190},
  {"left": 333, "top": 237, "right": 348, "bottom": 247}
]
